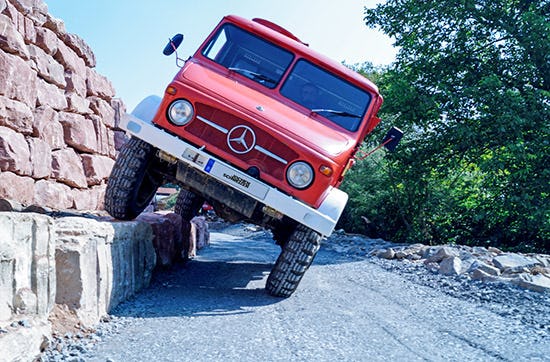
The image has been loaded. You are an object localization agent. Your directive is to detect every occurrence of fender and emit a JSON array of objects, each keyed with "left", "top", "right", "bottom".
[{"left": 131, "top": 95, "right": 162, "bottom": 122}]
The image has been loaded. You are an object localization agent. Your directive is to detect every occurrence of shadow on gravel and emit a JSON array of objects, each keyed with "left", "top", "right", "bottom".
[{"left": 111, "top": 259, "right": 280, "bottom": 319}]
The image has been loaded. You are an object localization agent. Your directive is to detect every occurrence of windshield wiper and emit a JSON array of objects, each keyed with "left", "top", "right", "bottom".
[
  {"left": 228, "top": 67, "right": 276, "bottom": 85},
  {"left": 310, "top": 109, "right": 362, "bottom": 118}
]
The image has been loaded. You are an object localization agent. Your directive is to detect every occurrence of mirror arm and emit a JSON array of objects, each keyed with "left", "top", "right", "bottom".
[{"left": 355, "top": 136, "right": 395, "bottom": 161}]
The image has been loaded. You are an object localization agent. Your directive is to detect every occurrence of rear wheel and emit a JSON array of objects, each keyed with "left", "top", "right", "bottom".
[
  {"left": 174, "top": 189, "right": 204, "bottom": 221},
  {"left": 105, "top": 137, "right": 164, "bottom": 220},
  {"left": 266, "top": 224, "right": 322, "bottom": 298}
]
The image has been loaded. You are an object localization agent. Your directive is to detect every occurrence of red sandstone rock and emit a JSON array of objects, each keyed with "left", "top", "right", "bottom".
[
  {"left": 27, "top": 136, "right": 51, "bottom": 178},
  {"left": 89, "top": 96, "right": 115, "bottom": 128},
  {"left": 51, "top": 148, "right": 87, "bottom": 188},
  {"left": 42, "top": 13, "right": 65, "bottom": 37},
  {"left": 0, "top": 51, "right": 37, "bottom": 106},
  {"left": 64, "top": 71, "right": 87, "bottom": 97},
  {"left": 65, "top": 92, "right": 90, "bottom": 114},
  {"left": 32, "top": 106, "right": 65, "bottom": 149},
  {"left": 36, "top": 77, "right": 67, "bottom": 110},
  {"left": 64, "top": 33, "right": 96, "bottom": 68},
  {"left": 35, "top": 26, "right": 58, "bottom": 55},
  {"left": 136, "top": 212, "right": 183, "bottom": 266},
  {"left": 89, "top": 114, "right": 111, "bottom": 156},
  {"left": 0, "top": 96, "right": 33, "bottom": 134},
  {"left": 0, "top": 13, "right": 29, "bottom": 59},
  {"left": 81, "top": 154, "right": 114, "bottom": 186},
  {"left": 0, "top": 125, "right": 31, "bottom": 175},
  {"left": 58, "top": 112, "right": 98, "bottom": 153},
  {"left": 33, "top": 179, "right": 72, "bottom": 209},
  {"left": 54, "top": 41, "right": 85, "bottom": 75},
  {"left": 0, "top": 171, "right": 34, "bottom": 204},
  {"left": 86, "top": 68, "right": 115, "bottom": 100},
  {"left": 28, "top": 44, "right": 66, "bottom": 87}
]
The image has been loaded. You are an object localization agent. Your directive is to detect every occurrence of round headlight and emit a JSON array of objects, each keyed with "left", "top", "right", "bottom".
[
  {"left": 286, "top": 161, "right": 314, "bottom": 189},
  {"left": 168, "top": 99, "right": 194, "bottom": 126}
]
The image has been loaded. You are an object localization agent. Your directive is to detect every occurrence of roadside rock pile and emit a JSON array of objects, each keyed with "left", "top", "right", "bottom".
[
  {"left": 0, "top": 0, "right": 125, "bottom": 211},
  {"left": 372, "top": 243, "right": 550, "bottom": 293}
]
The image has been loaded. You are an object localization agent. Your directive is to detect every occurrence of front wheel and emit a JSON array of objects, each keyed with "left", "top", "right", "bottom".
[
  {"left": 105, "top": 137, "right": 164, "bottom": 220},
  {"left": 266, "top": 224, "right": 322, "bottom": 298}
]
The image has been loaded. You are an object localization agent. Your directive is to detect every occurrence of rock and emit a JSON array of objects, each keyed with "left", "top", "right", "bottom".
[
  {"left": 487, "top": 246, "right": 503, "bottom": 255},
  {"left": 439, "top": 256, "right": 462, "bottom": 276},
  {"left": 27, "top": 137, "right": 52, "bottom": 179},
  {"left": 513, "top": 274, "right": 550, "bottom": 293},
  {"left": 470, "top": 268, "right": 498, "bottom": 282},
  {"left": 89, "top": 114, "right": 111, "bottom": 156},
  {"left": 493, "top": 253, "right": 541, "bottom": 272},
  {"left": 28, "top": 44, "right": 66, "bottom": 88},
  {"left": 0, "top": 13, "right": 29, "bottom": 59},
  {"left": 86, "top": 68, "right": 115, "bottom": 100},
  {"left": 32, "top": 106, "right": 65, "bottom": 149},
  {"left": 136, "top": 212, "right": 183, "bottom": 267},
  {"left": 425, "top": 246, "right": 458, "bottom": 263},
  {"left": 65, "top": 92, "right": 90, "bottom": 114},
  {"left": 33, "top": 179, "right": 73, "bottom": 209},
  {"left": 80, "top": 154, "right": 114, "bottom": 186},
  {"left": 468, "top": 261, "right": 501, "bottom": 276},
  {"left": 64, "top": 71, "right": 87, "bottom": 97},
  {"left": 36, "top": 77, "right": 67, "bottom": 110},
  {"left": 89, "top": 96, "right": 115, "bottom": 128},
  {"left": 54, "top": 217, "right": 155, "bottom": 326},
  {"left": 376, "top": 248, "right": 395, "bottom": 259},
  {"left": 58, "top": 112, "right": 98, "bottom": 153},
  {"left": 0, "top": 212, "right": 56, "bottom": 321},
  {"left": 0, "top": 125, "right": 32, "bottom": 176},
  {"left": 35, "top": 26, "right": 58, "bottom": 55},
  {"left": 0, "top": 171, "right": 35, "bottom": 205},
  {"left": 0, "top": 96, "right": 34, "bottom": 134},
  {"left": 0, "top": 50, "right": 37, "bottom": 106},
  {"left": 51, "top": 148, "right": 87, "bottom": 188},
  {"left": 64, "top": 33, "right": 96, "bottom": 68}
]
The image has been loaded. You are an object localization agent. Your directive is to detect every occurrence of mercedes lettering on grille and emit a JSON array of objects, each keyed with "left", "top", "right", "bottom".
[{"left": 227, "top": 125, "right": 256, "bottom": 154}]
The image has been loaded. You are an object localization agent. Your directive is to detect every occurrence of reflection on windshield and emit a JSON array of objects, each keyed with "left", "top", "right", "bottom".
[
  {"left": 202, "top": 24, "right": 293, "bottom": 89},
  {"left": 280, "top": 60, "right": 371, "bottom": 132}
]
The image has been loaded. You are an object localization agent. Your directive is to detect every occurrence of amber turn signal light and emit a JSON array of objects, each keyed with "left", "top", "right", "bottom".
[
  {"left": 319, "top": 165, "right": 333, "bottom": 177},
  {"left": 165, "top": 85, "right": 177, "bottom": 95}
]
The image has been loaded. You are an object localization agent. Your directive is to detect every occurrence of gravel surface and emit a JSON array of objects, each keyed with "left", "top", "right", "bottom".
[{"left": 40, "top": 224, "right": 550, "bottom": 362}]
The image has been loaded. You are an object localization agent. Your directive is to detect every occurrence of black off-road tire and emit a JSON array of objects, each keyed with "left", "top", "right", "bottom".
[
  {"left": 174, "top": 189, "right": 204, "bottom": 221},
  {"left": 266, "top": 224, "right": 322, "bottom": 298},
  {"left": 105, "top": 137, "right": 164, "bottom": 220}
]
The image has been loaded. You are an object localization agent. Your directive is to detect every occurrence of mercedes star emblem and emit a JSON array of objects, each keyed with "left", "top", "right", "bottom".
[{"left": 227, "top": 125, "right": 256, "bottom": 154}]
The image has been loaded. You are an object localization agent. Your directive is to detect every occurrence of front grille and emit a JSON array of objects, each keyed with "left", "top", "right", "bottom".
[{"left": 186, "top": 103, "right": 298, "bottom": 180}]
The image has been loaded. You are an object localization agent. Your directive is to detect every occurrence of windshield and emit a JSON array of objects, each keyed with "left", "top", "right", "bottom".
[
  {"left": 280, "top": 60, "right": 371, "bottom": 132},
  {"left": 202, "top": 24, "right": 294, "bottom": 88}
]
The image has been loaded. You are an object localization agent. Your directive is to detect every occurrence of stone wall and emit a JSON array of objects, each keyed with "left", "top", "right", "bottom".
[{"left": 0, "top": 0, "right": 125, "bottom": 211}]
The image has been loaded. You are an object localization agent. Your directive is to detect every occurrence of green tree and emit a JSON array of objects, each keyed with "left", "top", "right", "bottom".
[{"left": 343, "top": 1, "right": 550, "bottom": 251}]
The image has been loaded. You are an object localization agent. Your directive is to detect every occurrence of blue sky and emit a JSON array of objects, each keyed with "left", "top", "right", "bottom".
[{"left": 45, "top": 0, "right": 395, "bottom": 111}]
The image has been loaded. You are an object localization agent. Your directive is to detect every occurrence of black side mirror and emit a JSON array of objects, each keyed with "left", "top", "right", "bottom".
[
  {"left": 382, "top": 127, "right": 403, "bottom": 152},
  {"left": 163, "top": 34, "right": 184, "bottom": 56}
]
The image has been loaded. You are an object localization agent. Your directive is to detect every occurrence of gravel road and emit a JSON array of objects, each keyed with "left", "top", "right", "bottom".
[{"left": 43, "top": 224, "right": 550, "bottom": 362}]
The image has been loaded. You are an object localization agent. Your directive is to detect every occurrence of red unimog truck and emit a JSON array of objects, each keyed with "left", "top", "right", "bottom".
[{"left": 105, "top": 15, "right": 400, "bottom": 297}]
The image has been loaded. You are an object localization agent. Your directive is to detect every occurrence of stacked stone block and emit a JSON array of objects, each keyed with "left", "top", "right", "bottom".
[{"left": 0, "top": 0, "right": 126, "bottom": 211}]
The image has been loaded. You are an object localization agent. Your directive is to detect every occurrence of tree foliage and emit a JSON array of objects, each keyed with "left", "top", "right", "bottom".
[{"left": 339, "top": 1, "right": 549, "bottom": 252}]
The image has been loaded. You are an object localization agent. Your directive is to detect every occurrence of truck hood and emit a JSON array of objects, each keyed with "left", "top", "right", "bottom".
[{"left": 180, "top": 62, "right": 355, "bottom": 157}]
